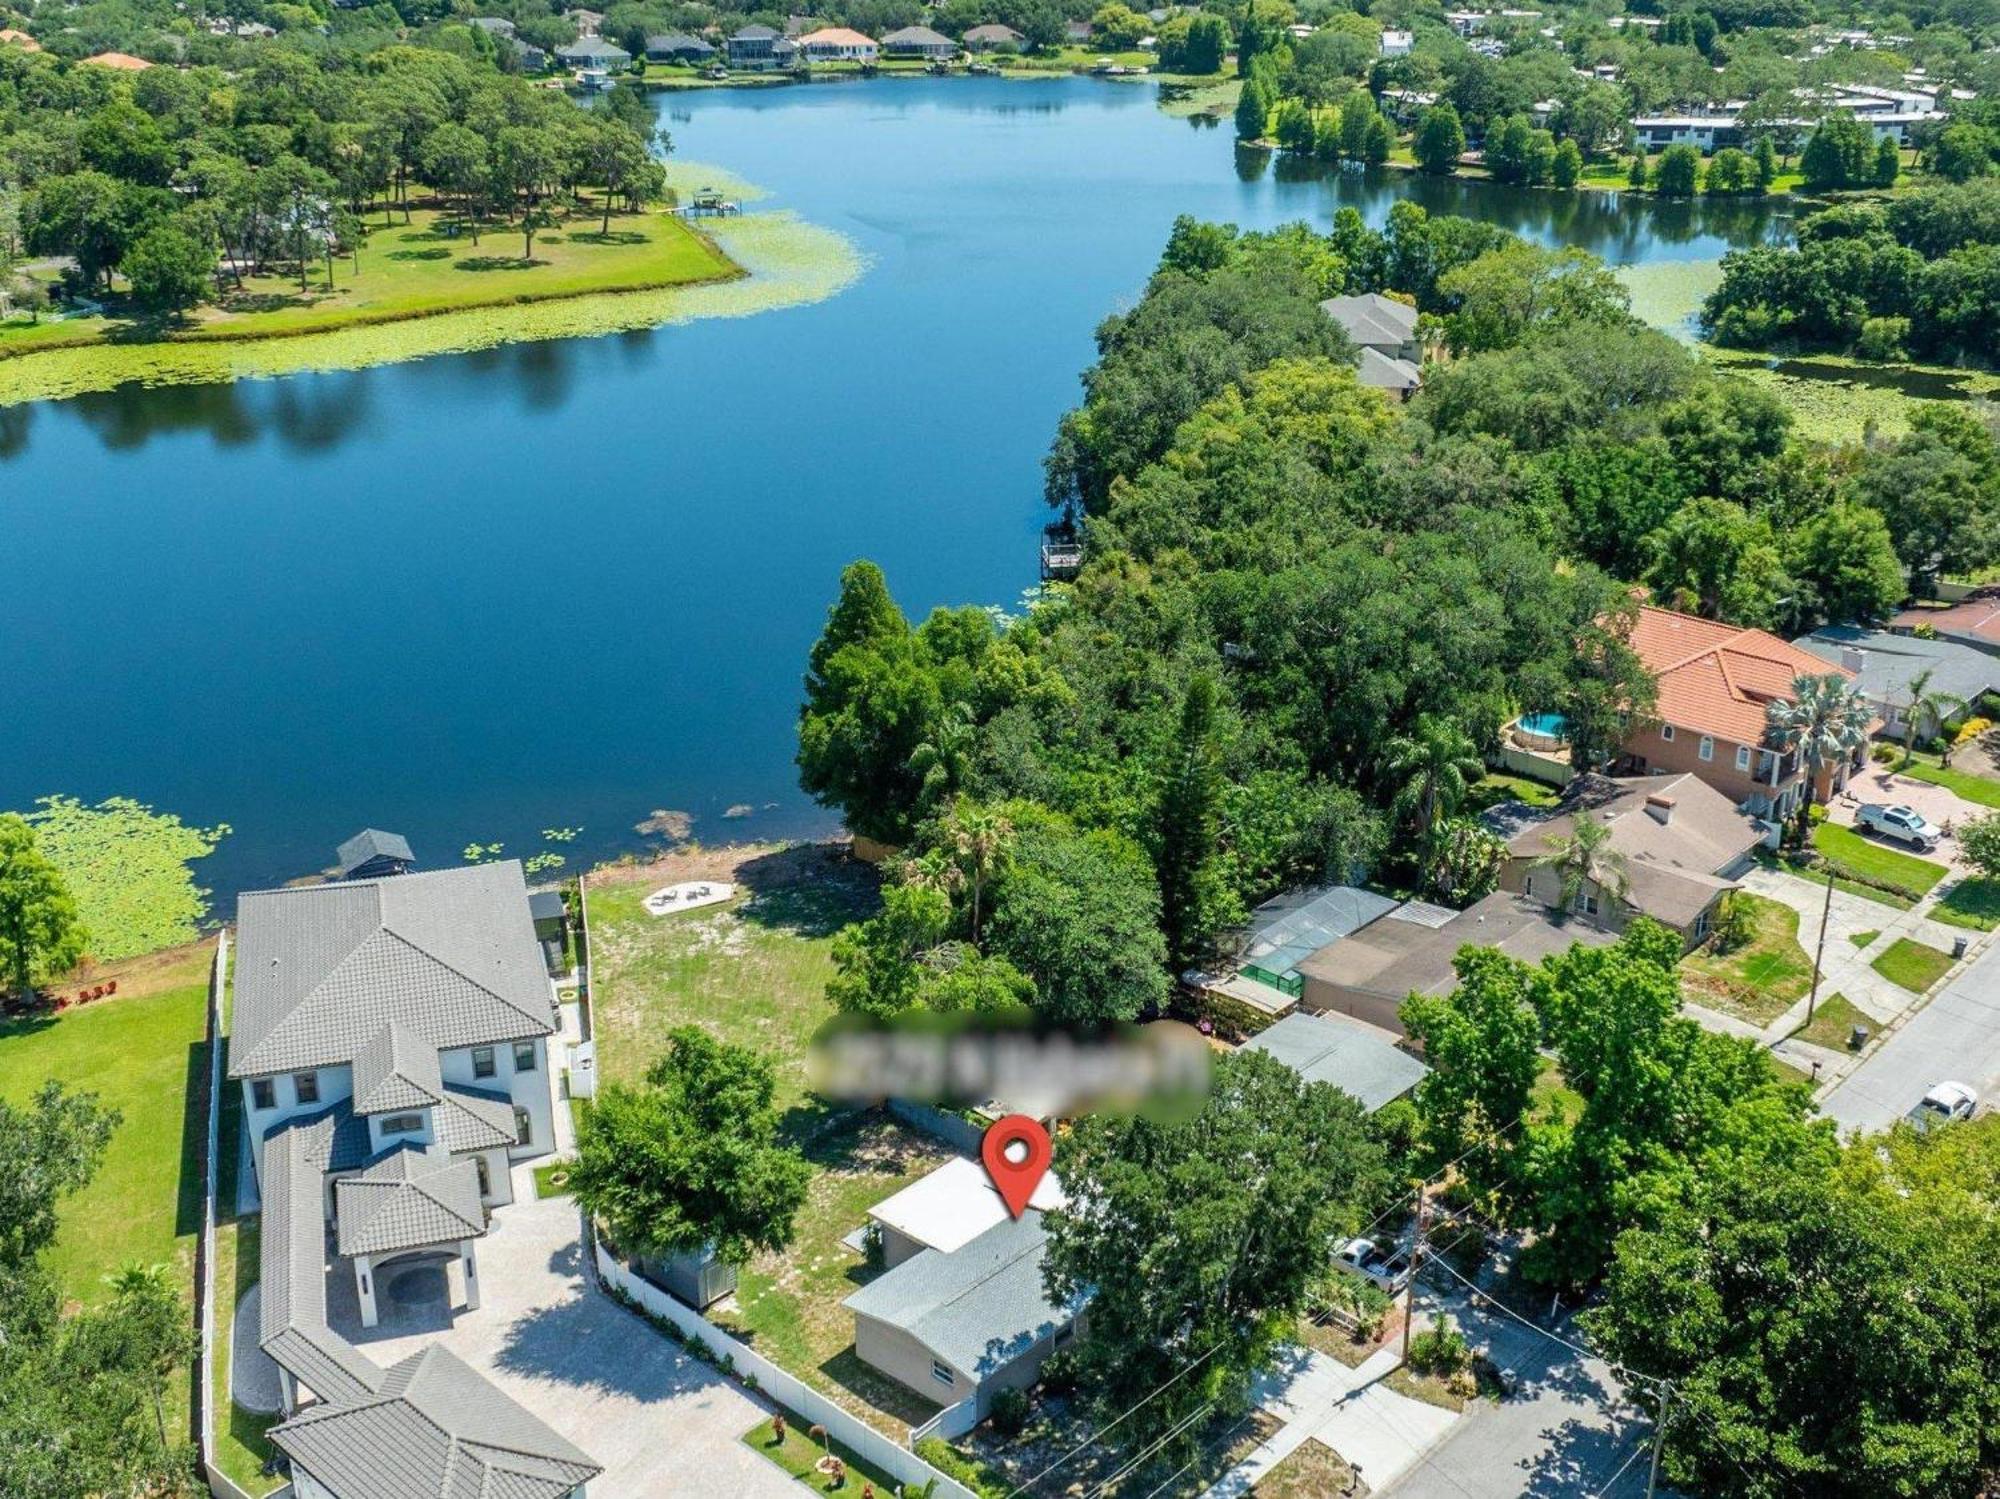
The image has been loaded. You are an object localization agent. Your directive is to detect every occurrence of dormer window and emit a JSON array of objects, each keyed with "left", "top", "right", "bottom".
[{"left": 381, "top": 1113, "right": 424, "bottom": 1136}]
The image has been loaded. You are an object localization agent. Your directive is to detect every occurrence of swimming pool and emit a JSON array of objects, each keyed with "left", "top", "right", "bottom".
[{"left": 1518, "top": 712, "right": 1570, "bottom": 740}]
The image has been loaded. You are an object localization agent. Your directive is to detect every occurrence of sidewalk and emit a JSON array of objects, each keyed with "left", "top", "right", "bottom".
[{"left": 1199, "top": 1345, "right": 1457, "bottom": 1497}]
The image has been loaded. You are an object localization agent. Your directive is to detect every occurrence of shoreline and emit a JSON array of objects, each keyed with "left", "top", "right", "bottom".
[{"left": 0, "top": 203, "right": 865, "bottom": 406}]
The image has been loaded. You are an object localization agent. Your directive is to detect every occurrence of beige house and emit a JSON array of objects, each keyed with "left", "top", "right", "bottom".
[
  {"left": 1485, "top": 772, "right": 1765, "bottom": 947},
  {"left": 845, "top": 1160, "right": 1081, "bottom": 1416}
]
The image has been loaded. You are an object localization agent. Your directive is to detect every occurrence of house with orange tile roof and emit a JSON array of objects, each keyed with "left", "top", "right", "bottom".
[
  {"left": 797, "top": 25, "right": 877, "bottom": 60},
  {"left": 0, "top": 27, "right": 42, "bottom": 50},
  {"left": 81, "top": 50, "right": 153, "bottom": 69},
  {"left": 1614, "top": 605, "right": 1867, "bottom": 821}
]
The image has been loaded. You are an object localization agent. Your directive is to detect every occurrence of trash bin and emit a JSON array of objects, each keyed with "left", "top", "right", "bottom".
[
  {"left": 1849, "top": 1024, "right": 1869, "bottom": 1051},
  {"left": 1954, "top": 935, "right": 1969, "bottom": 959}
]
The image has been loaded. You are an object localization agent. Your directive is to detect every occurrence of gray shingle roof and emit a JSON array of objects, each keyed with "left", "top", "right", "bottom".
[
  {"left": 1356, "top": 347, "right": 1422, "bottom": 391},
  {"left": 647, "top": 31, "right": 713, "bottom": 50},
  {"left": 1319, "top": 292, "right": 1419, "bottom": 351},
  {"left": 844, "top": 1210, "right": 1079, "bottom": 1380},
  {"left": 270, "top": 1345, "right": 598, "bottom": 1499},
  {"left": 335, "top": 1144, "right": 486, "bottom": 1257},
  {"left": 1242, "top": 1012, "right": 1429, "bottom": 1113},
  {"left": 882, "top": 24, "right": 954, "bottom": 43},
  {"left": 337, "top": 828, "right": 414, "bottom": 876},
  {"left": 1794, "top": 626, "right": 2000, "bottom": 711},
  {"left": 353, "top": 1020, "right": 446, "bottom": 1115},
  {"left": 230, "top": 861, "right": 556, "bottom": 1080},
  {"left": 555, "top": 34, "right": 629, "bottom": 60}
]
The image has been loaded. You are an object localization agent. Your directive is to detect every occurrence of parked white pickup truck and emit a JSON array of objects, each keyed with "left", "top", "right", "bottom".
[{"left": 1855, "top": 803, "right": 1943, "bottom": 852}]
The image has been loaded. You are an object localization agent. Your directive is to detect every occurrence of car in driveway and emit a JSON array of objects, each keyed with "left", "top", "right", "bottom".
[
  {"left": 1335, "top": 1236, "right": 1414, "bottom": 1295},
  {"left": 1908, "top": 1080, "right": 1978, "bottom": 1132},
  {"left": 1856, "top": 803, "right": 1944, "bottom": 851}
]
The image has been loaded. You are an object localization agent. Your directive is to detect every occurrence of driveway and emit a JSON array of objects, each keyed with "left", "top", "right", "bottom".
[
  {"left": 328, "top": 1164, "right": 796, "bottom": 1499},
  {"left": 1820, "top": 936, "right": 2000, "bottom": 1133},
  {"left": 1378, "top": 1276, "right": 1647, "bottom": 1499},
  {"left": 1826, "top": 768, "right": 1987, "bottom": 876}
]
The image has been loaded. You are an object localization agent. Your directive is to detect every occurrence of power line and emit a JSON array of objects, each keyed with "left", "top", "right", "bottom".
[
  {"left": 1085, "top": 1400, "right": 1217, "bottom": 1499},
  {"left": 1000, "top": 1341, "right": 1223, "bottom": 1498}
]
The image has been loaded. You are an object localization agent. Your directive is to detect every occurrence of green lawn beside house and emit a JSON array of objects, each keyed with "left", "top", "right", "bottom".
[
  {"left": 1812, "top": 823, "right": 1948, "bottom": 901},
  {"left": 1934, "top": 878, "right": 2000, "bottom": 931},
  {"left": 1679, "top": 893, "right": 1812, "bottom": 1025},
  {"left": 1899, "top": 753, "right": 2000, "bottom": 810},
  {"left": 1790, "top": 992, "right": 1872, "bottom": 1052},
  {"left": 0, "top": 941, "right": 213, "bottom": 1306},
  {"left": 1871, "top": 937, "right": 1957, "bottom": 994}
]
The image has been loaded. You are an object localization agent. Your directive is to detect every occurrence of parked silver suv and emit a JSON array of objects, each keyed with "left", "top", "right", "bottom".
[{"left": 1855, "top": 803, "right": 1943, "bottom": 852}]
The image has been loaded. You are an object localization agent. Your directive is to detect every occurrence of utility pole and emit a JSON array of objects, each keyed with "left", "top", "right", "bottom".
[
  {"left": 1645, "top": 1380, "right": 1674, "bottom": 1499},
  {"left": 1400, "top": 1179, "right": 1429, "bottom": 1363},
  {"left": 1804, "top": 853, "right": 1835, "bottom": 1028}
]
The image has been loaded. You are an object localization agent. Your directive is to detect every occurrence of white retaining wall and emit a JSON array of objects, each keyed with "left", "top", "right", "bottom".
[
  {"left": 594, "top": 1241, "right": 979, "bottom": 1499},
  {"left": 1494, "top": 744, "right": 1572, "bottom": 787}
]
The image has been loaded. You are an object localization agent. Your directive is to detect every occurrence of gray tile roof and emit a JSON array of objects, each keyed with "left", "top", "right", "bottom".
[
  {"left": 1319, "top": 292, "right": 1419, "bottom": 352},
  {"left": 844, "top": 1210, "right": 1079, "bottom": 1381},
  {"left": 270, "top": 1345, "right": 598, "bottom": 1499},
  {"left": 555, "top": 34, "right": 629, "bottom": 59},
  {"left": 353, "top": 1020, "right": 446, "bottom": 1115},
  {"left": 882, "top": 24, "right": 954, "bottom": 43},
  {"left": 1242, "top": 1013, "right": 1429, "bottom": 1113},
  {"left": 334, "top": 1144, "right": 486, "bottom": 1257},
  {"left": 230, "top": 861, "right": 556, "bottom": 1080},
  {"left": 436, "top": 1083, "right": 517, "bottom": 1155},
  {"left": 259, "top": 1113, "right": 389, "bottom": 1407},
  {"left": 337, "top": 828, "right": 414, "bottom": 876}
]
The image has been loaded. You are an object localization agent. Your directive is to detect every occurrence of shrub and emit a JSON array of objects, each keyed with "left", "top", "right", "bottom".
[
  {"left": 1959, "top": 813, "right": 2000, "bottom": 879},
  {"left": 988, "top": 1386, "right": 1031, "bottom": 1437},
  {"left": 1710, "top": 891, "right": 1758, "bottom": 954},
  {"left": 1408, "top": 1316, "right": 1472, "bottom": 1378},
  {"left": 1855, "top": 316, "right": 1910, "bottom": 362},
  {"left": 1040, "top": 1349, "right": 1080, "bottom": 1396}
]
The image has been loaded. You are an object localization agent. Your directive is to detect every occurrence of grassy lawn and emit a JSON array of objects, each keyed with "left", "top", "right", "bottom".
[
  {"left": 1898, "top": 752, "right": 2000, "bottom": 810},
  {"left": 740, "top": 1413, "right": 911, "bottom": 1495},
  {"left": 0, "top": 941, "right": 212, "bottom": 1307},
  {"left": 1848, "top": 929, "right": 1882, "bottom": 949},
  {"left": 1466, "top": 770, "right": 1561, "bottom": 812},
  {"left": 1812, "top": 823, "right": 1948, "bottom": 901},
  {"left": 1679, "top": 893, "right": 1812, "bottom": 1024},
  {"left": 586, "top": 843, "right": 879, "bottom": 1126},
  {"left": 708, "top": 1111, "right": 954, "bottom": 1437},
  {"left": 1255, "top": 1439, "right": 1355, "bottom": 1498},
  {"left": 1530, "top": 1055, "right": 1585, "bottom": 1126},
  {"left": 1872, "top": 937, "right": 1957, "bottom": 993},
  {"left": 533, "top": 1160, "right": 576, "bottom": 1197},
  {"left": 211, "top": 1213, "right": 284, "bottom": 1496},
  {"left": 1935, "top": 878, "right": 2000, "bottom": 931},
  {"left": 1753, "top": 849, "right": 1916, "bottom": 912},
  {"left": 0, "top": 206, "right": 738, "bottom": 359},
  {"left": 1789, "top": 992, "right": 1872, "bottom": 1052}
]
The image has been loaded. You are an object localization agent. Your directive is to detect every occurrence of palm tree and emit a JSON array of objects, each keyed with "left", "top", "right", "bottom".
[
  {"left": 944, "top": 801, "right": 1013, "bottom": 942},
  {"left": 907, "top": 703, "right": 975, "bottom": 816},
  {"left": 1532, "top": 815, "right": 1630, "bottom": 917},
  {"left": 1766, "top": 672, "right": 1874, "bottom": 847},
  {"left": 1900, "top": 665, "right": 1968, "bottom": 767},
  {"left": 1383, "top": 714, "right": 1483, "bottom": 880}
]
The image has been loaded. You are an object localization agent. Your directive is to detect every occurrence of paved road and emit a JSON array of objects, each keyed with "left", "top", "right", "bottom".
[
  {"left": 1820, "top": 937, "right": 2000, "bottom": 1133},
  {"left": 1379, "top": 1284, "right": 1647, "bottom": 1499}
]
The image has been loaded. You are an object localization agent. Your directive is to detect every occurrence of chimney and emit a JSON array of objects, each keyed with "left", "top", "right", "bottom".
[
  {"left": 1645, "top": 793, "right": 1676, "bottom": 825},
  {"left": 1841, "top": 646, "right": 1866, "bottom": 673}
]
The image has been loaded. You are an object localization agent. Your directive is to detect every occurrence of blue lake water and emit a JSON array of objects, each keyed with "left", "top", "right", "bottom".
[{"left": 0, "top": 77, "right": 1786, "bottom": 899}]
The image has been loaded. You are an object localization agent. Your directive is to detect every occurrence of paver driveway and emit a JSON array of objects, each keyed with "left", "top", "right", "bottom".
[{"left": 330, "top": 1165, "right": 797, "bottom": 1499}]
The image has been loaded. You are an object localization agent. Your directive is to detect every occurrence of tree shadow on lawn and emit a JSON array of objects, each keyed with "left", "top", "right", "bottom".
[
  {"left": 568, "top": 229, "right": 650, "bottom": 246},
  {"left": 733, "top": 845, "right": 880, "bottom": 941},
  {"left": 176, "top": 1038, "right": 209, "bottom": 1240},
  {"left": 455, "top": 255, "right": 545, "bottom": 272},
  {"left": 387, "top": 247, "right": 452, "bottom": 262}
]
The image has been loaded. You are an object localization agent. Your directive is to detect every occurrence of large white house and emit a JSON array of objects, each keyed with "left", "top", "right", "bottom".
[{"left": 229, "top": 860, "right": 597, "bottom": 1499}]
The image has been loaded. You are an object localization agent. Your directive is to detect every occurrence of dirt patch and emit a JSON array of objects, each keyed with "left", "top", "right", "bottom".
[
  {"left": 49, "top": 936, "right": 215, "bottom": 1008},
  {"left": 588, "top": 838, "right": 856, "bottom": 891}
]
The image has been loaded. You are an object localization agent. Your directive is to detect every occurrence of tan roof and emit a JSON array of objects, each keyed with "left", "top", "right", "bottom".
[
  {"left": 1298, "top": 891, "right": 1616, "bottom": 1004},
  {"left": 82, "top": 50, "right": 153, "bottom": 68},
  {"left": 1490, "top": 773, "right": 1761, "bottom": 928},
  {"left": 1889, "top": 597, "right": 2000, "bottom": 646},
  {"left": 798, "top": 25, "right": 874, "bottom": 44},
  {"left": 1625, "top": 605, "right": 1851, "bottom": 744}
]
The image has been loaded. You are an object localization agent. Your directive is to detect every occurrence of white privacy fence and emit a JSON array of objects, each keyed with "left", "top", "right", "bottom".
[{"left": 594, "top": 1241, "right": 979, "bottom": 1499}]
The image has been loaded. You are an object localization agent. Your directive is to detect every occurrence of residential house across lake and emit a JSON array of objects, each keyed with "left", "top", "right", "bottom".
[
  {"left": 727, "top": 23, "right": 797, "bottom": 68},
  {"left": 798, "top": 25, "right": 878, "bottom": 62},
  {"left": 646, "top": 31, "right": 716, "bottom": 62},
  {"left": 881, "top": 24, "right": 958, "bottom": 58},
  {"left": 1320, "top": 291, "right": 1423, "bottom": 399},
  {"left": 962, "top": 22, "right": 1026, "bottom": 51}
]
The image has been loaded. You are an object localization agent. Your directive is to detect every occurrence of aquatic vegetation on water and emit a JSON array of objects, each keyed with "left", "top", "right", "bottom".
[
  {"left": 1615, "top": 258, "right": 1724, "bottom": 340},
  {"left": 0, "top": 210, "right": 864, "bottom": 407},
  {"left": 659, "top": 158, "right": 772, "bottom": 206},
  {"left": 23, "top": 796, "right": 227, "bottom": 961},
  {"left": 1704, "top": 348, "right": 2000, "bottom": 443}
]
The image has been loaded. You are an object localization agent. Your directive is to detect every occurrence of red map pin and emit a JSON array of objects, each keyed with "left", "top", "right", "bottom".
[{"left": 981, "top": 1114, "right": 1052, "bottom": 1219}]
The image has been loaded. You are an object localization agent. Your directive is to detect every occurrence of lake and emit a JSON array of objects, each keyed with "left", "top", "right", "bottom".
[{"left": 0, "top": 76, "right": 1787, "bottom": 900}]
